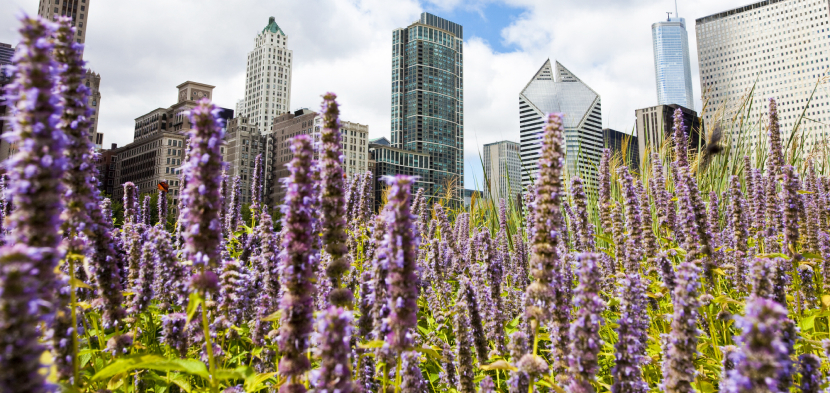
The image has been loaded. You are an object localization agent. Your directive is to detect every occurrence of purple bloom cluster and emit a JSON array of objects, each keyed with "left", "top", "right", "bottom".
[
  {"left": 766, "top": 98, "right": 784, "bottom": 175},
  {"left": 277, "top": 135, "right": 317, "bottom": 385},
  {"left": 312, "top": 307, "right": 354, "bottom": 393},
  {"left": 661, "top": 260, "right": 702, "bottom": 392},
  {"left": 226, "top": 175, "right": 241, "bottom": 235},
  {"left": 611, "top": 273, "right": 649, "bottom": 393},
  {"left": 567, "top": 253, "right": 606, "bottom": 393},
  {"left": 250, "top": 154, "right": 262, "bottom": 216}
]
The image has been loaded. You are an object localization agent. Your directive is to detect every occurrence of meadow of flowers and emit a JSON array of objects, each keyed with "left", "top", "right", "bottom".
[{"left": 3, "top": 14, "right": 830, "bottom": 393}]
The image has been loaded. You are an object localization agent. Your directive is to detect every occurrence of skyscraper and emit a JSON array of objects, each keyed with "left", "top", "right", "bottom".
[
  {"left": 483, "top": 140, "right": 522, "bottom": 204},
  {"left": 519, "top": 60, "right": 603, "bottom": 187},
  {"left": 391, "top": 12, "right": 464, "bottom": 206},
  {"left": 37, "top": 0, "right": 104, "bottom": 148},
  {"left": 696, "top": 0, "right": 830, "bottom": 156},
  {"left": 242, "top": 17, "right": 292, "bottom": 134},
  {"left": 652, "top": 8, "right": 695, "bottom": 110}
]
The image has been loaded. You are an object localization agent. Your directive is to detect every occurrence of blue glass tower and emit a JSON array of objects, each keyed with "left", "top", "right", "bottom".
[
  {"left": 391, "top": 13, "right": 464, "bottom": 206},
  {"left": 652, "top": 15, "right": 694, "bottom": 110}
]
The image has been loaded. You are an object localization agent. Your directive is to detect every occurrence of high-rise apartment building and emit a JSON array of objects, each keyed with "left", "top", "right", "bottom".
[
  {"left": 37, "top": 0, "right": 104, "bottom": 149},
  {"left": 391, "top": 12, "right": 464, "bottom": 206},
  {"left": 112, "top": 82, "right": 232, "bottom": 210},
  {"left": 653, "top": 13, "right": 695, "bottom": 110},
  {"left": 634, "top": 104, "right": 702, "bottom": 165},
  {"left": 483, "top": 140, "right": 522, "bottom": 204},
  {"left": 242, "top": 17, "right": 292, "bottom": 134},
  {"left": 696, "top": 0, "right": 830, "bottom": 155},
  {"left": 519, "top": 60, "right": 603, "bottom": 187}
]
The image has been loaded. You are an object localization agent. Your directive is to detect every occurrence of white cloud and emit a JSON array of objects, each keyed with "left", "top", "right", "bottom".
[{"left": 0, "top": 0, "right": 756, "bottom": 189}]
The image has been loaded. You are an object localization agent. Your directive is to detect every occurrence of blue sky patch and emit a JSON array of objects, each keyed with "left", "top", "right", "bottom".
[{"left": 422, "top": 1, "right": 528, "bottom": 53}]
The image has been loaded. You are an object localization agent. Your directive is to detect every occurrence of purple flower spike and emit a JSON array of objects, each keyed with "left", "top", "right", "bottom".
[
  {"left": 90, "top": 197, "right": 125, "bottom": 326},
  {"left": 152, "top": 224, "right": 186, "bottom": 310},
  {"left": 729, "top": 176, "right": 749, "bottom": 256},
  {"left": 318, "top": 93, "right": 352, "bottom": 307},
  {"left": 0, "top": 14, "right": 65, "bottom": 392},
  {"left": 570, "top": 177, "right": 595, "bottom": 251},
  {"left": 672, "top": 108, "right": 689, "bottom": 171},
  {"left": 128, "top": 233, "right": 156, "bottom": 315},
  {"left": 161, "top": 313, "right": 188, "bottom": 358},
  {"left": 611, "top": 273, "right": 649, "bottom": 393},
  {"left": 181, "top": 99, "right": 225, "bottom": 274},
  {"left": 567, "top": 253, "right": 606, "bottom": 393},
  {"left": 400, "top": 351, "right": 426, "bottom": 392},
  {"left": 453, "top": 285, "right": 476, "bottom": 393},
  {"left": 142, "top": 195, "right": 151, "bottom": 226},
  {"left": 599, "top": 149, "right": 613, "bottom": 231},
  {"left": 767, "top": 98, "right": 784, "bottom": 176},
  {"left": 158, "top": 188, "right": 168, "bottom": 226},
  {"left": 661, "top": 260, "right": 702, "bottom": 393},
  {"left": 798, "top": 354, "right": 821, "bottom": 393},
  {"left": 226, "top": 175, "right": 241, "bottom": 235},
  {"left": 250, "top": 154, "right": 262, "bottom": 217},
  {"left": 780, "top": 165, "right": 800, "bottom": 258},
  {"left": 722, "top": 297, "right": 789, "bottom": 393},
  {"left": 123, "top": 182, "right": 137, "bottom": 224},
  {"left": 382, "top": 175, "right": 419, "bottom": 352},
  {"left": 312, "top": 307, "right": 355, "bottom": 393},
  {"left": 277, "top": 135, "right": 317, "bottom": 385},
  {"left": 526, "top": 113, "right": 566, "bottom": 327}
]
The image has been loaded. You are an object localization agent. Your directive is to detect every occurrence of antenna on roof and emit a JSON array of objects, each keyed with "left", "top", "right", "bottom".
[{"left": 675, "top": 0, "right": 679, "bottom": 18}]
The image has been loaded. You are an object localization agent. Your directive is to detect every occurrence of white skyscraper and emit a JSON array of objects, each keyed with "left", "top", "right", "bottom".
[
  {"left": 483, "top": 140, "right": 522, "bottom": 204},
  {"left": 697, "top": 0, "right": 830, "bottom": 155},
  {"left": 243, "top": 17, "right": 293, "bottom": 133},
  {"left": 519, "top": 60, "right": 603, "bottom": 187}
]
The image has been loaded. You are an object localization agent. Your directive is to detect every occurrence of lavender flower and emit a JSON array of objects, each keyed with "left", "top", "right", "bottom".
[
  {"left": 780, "top": 165, "right": 800, "bottom": 257},
  {"left": 128, "top": 235, "right": 156, "bottom": 315},
  {"left": 567, "top": 253, "right": 606, "bottom": 393},
  {"left": 799, "top": 264, "right": 816, "bottom": 309},
  {"left": 672, "top": 108, "right": 689, "bottom": 171},
  {"left": 257, "top": 210, "right": 279, "bottom": 308},
  {"left": 611, "top": 273, "right": 649, "bottom": 393},
  {"left": 599, "top": 149, "right": 613, "bottom": 231},
  {"left": 708, "top": 191, "right": 721, "bottom": 247},
  {"left": 142, "top": 195, "right": 151, "bottom": 226},
  {"left": 721, "top": 297, "right": 789, "bottom": 393},
  {"left": 766, "top": 98, "right": 784, "bottom": 175},
  {"left": 89, "top": 197, "right": 125, "bottom": 326},
  {"left": 217, "top": 259, "right": 247, "bottom": 328},
  {"left": 355, "top": 171, "right": 373, "bottom": 224},
  {"left": 526, "top": 113, "right": 566, "bottom": 328},
  {"left": 454, "top": 287, "right": 476, "bottom": 393},
  {"left": 479, "top": 376, "right": 495, "bottom": 393},
  {"left": 123, "top": 182, "right": 137, "bottom": 224},
  {"left": 798, "top": 354, "right": 821, "bottom": 393},
  {"left": 124, "top": 223, "right": 141, "bottom": 287},
  {"left": 657, "top": 253, "right": 677, "bottom": 292},
  {"left": 618, "top": 168, "right": 643, "bottom": 271},
  {"left": 152, "top": 224, "right": 186, "bottom": 310},
  {"left": 0, "top": 15, "right": 67, "bottom": 392},
  {"left": 434, "top": 203, "right": 455, "bottom": 253},
  {"left": 651, "top": 154, "right": 672, "bottom": 233},
  {"left": 729, "top": 176, "right": 749, "bottom": 255},
  {"left": 661, "top": 261, "right": 701, "bottom": 393},
  {"left": 460, "top": 278, "right": 489, "bottom": 363},
  {"left": 312, "top": 307, "right": 354, "bottom": 393},
  {"left": 226, "top": 175, "right": 241, "bottom": 235},
  {"left": 250, "top": 154, "right": 262, "bottom": 216},
  {"left": 570, "top": 177, "right": 595, "bottom": 251},
  {"left": 161, "top": 313, "right": 188, "bottom": 358},
  {"left": 638, "top": 180, "right": 657, "bottom": 258},
  {"left": 507, "top": 332, "right": 530, "bottom": 393},
  {"left": 400, "top": 351, "right": 426, "bottom": 392},
  {"left": 158, "top": 189, "right": 168, "bottom": 226},
  {"left": 277, "top": 135, "right": 317, "bottom": 384},
  {"left": 480, "top": 230, "right": 506, "bottom": 354},
  {"left": 318, "top": 93, "right": 352, "bottom": 307},
  {"left": 382, "top": 175, "right": 419, "bottom": 352}
]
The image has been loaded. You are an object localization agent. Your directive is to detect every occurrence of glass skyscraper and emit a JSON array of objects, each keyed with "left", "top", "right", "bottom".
[
  {"left": 391, "top": 12, "right": 464, "bottom": 206},
  {"left": 519, "top": 60, "right": 603, "bottom": 187},
  {"left": 652, "top": 16, "right": 695, "bottom": 110}
]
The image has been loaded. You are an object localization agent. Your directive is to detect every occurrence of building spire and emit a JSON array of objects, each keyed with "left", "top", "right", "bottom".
[{"left": 675, "top": 0, "right": 679, "bottom": 18}]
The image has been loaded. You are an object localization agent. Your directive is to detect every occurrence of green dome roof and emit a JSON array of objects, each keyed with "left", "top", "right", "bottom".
[{"left": 263, "top": 17, "right": 285, "bottom": 35}]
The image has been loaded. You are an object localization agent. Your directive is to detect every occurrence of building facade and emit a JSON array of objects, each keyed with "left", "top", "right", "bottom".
[
  {"left": 96, "top": 143, "right": 118, "bottom": 196},
  {"left": 483, "top": 140, "right": 522, "bottom": 204},
  {"left": 0, "top": 43, "right": 14, "bottom": 140},
  {"left": 602, "top": 128, "right": 640, "bottom": 170},
  {"left": 112, "top": 82, "right": 231, "bottom": 211},
  {"left": 242, "top": 17, "right": 292, "bottom": 134},
  {"left": 634, "top": 104, "right": 702, "bottom": 165},
  {"left": 267, "top": 109, "right": 369, "bottom": 205},
  {"left": 391, "top": 12, "right": 464, "bottom": 206},
  {"left": 519, "top": 60, "right": 603, "bottom": 187},
  {"left": 696, "top": 0, "right": 830, "bottom": 156},
  {"left": 225, "top": 116, "right": 263, "bottom": 205},
  {"left": 369, "top": 143, "right": 432, "bottom": 212},
  {"left": 653, "top": 15, "right": 695, "bottom": 110},
  {"left": 38, "top": 0, "right": 104, "bottom": 149}
]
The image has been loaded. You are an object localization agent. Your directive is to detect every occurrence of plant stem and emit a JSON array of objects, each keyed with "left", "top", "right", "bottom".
[
  {"left": 69, "top": 256, "right": 80, "bottom": 387},
  {"left": 201, "top": 289, "right": 218, "bottom": 393}
]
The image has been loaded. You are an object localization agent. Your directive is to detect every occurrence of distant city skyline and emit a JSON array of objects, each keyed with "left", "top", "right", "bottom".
[{"left": 0, "top": 0, "right": 766, "bottom": 187}]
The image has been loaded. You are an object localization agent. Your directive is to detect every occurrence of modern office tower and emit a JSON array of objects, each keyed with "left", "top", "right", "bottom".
[
  {"left": 242, "top": 17, "right": 293, "bottom": 134},
  {"left": 391, "top": 12, "right": 464, "bottom": 207},
  {"left": 267, "top": 109, "right": 369, "bottom": 205},
  {"left": 483, "top": 140, "right": 522, "bottom": 204},
  {"left": 697, "top": 0, "right": 830, "bottom": 155},
  {"left": 653, "top": 13, "right": 695, "bottom": 110},
  {"left": 38, "top": 0, "right": 104, "bottom": 149},
  {"left": 634, "top": 104, "right": 702, "bottom": 165},
  {"left": 602, "top": 129, "right": 640, "bottom": 170},
  {"left": 519, "top": 59, "right": 603, "bottom": 187},
  {"left": 111, "top": 82, "right": 233, "bottom": 211}
]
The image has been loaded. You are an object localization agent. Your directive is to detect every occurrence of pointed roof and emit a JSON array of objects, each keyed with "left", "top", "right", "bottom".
[
  {"left": 263, "top": 17, "right": 286, "bottom": 35},
  {"left": 520, "top": 60, "right": 600, "bottom": 129}
]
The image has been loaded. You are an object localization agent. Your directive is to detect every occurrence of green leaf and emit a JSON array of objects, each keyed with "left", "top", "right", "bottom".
[
  {"left": 186, "top": 292, "right": 203, "bottom": 324},
  {"left": 801, "top": 315, "right": 817, "bottom": 331},
  {"left": 479, "top": 360, "right": 517, "bottom": 372},
  {"left": 358, "top": 340, "right": 385, "bottom": 349},
  {"left": 215, "top": 368, "right": 245, "bottom": 381},
  {"left": 797, "top": 190, "right": 815, "bottom": 194},
  {"left": 70, "top": 277, "right": 92, "bottom": 289},
  {"left": 168, "top": 372, "right": 193, "bottom": 393},
  {"left": 91, "top": 354, "right": 209, "bottom": 382},
  {"left": 260, "top": 310, "right": 281, "bottom": 322},
  {"left": 712, "top": 295, "right": 741, "bottom": 305},
  {"left": 414, "top": 346, "right": 443, "bottom": 361}
]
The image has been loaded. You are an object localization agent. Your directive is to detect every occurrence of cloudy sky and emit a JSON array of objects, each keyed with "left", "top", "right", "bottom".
[{"left": 1, "top": 0, "right": 753, "bottom": 188}]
